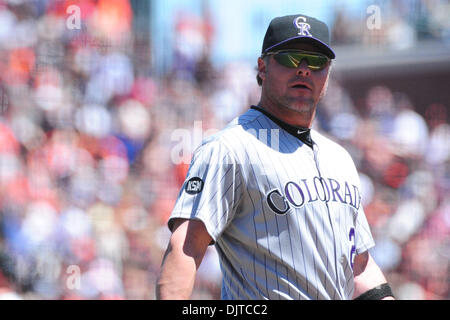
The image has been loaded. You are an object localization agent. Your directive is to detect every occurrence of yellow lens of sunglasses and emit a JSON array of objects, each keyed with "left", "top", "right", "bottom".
[{"left": 269, "top": 51, "right": 330, "bottom": 70}]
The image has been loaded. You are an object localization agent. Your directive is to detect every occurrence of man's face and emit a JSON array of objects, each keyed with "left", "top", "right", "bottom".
[{"left": 258, "top": 42, "right": 331, "bottom": 122}]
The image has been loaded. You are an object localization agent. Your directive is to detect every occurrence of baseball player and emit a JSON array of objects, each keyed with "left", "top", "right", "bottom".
[{"left": 156, "top": 14, "right": 395, "bottom": 300}]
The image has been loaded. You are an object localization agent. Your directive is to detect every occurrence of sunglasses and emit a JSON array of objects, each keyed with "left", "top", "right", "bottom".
[{"left": 263, "top": 50, "right": 331, "bottom": 71}]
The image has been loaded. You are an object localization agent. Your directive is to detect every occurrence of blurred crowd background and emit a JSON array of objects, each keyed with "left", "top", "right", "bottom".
[{"left": 0, "top": 0, "right": 448, "bottom": 300}]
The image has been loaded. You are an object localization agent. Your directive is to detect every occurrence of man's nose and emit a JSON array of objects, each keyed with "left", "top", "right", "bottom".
[{"left": 296, "top": 59, "right": 311, "bottom": 77}]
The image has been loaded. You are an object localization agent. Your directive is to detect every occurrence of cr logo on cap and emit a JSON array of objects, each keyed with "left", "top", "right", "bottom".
[{"left": 294, "top": 16, "right": 312, "bottom": 37}]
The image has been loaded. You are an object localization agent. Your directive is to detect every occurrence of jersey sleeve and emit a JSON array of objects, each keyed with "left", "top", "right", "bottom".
[
  {"left": 354, "top": 205, "right": 375, "bottom": 255},
  {"left": 353, "top": 172, "right": 375, "bottom": 254},
  {"left": 168, "top": 139, "right": 243, "bottom": 243},
  {"left": 343, "top": 146, "right": 376, "bottom": 255}
]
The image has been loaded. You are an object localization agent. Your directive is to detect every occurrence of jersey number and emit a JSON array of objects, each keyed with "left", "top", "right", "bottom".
[{"left": 349, "top": 227, "right": 356, "bottom": 270}]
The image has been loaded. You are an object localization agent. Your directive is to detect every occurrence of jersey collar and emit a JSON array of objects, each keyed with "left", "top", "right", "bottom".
[{"left": 250, "top": 105, "right": 314, "bottom": 149}]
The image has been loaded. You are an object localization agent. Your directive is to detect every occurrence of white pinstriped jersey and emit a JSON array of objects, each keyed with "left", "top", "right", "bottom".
[{"left": 168, "top": 107, "right": 375, "bottom": 300}]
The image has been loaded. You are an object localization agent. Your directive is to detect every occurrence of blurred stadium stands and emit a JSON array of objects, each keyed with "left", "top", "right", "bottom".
[{"left": 0, "top": 0, "right": 448, "bottom": 300}]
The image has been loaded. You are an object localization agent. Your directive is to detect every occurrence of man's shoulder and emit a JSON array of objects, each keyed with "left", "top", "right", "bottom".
[
  {"left": 312, "top": 130, "right": 353, "bottom": 159},
  {"left": 202, "top": 108, "right": 267, "bottom": 145},
  {"left": 226, "top": 107, "right": 269, "bottom": 132}
]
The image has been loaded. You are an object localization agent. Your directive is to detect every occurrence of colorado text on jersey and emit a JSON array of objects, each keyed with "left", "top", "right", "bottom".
[{"left": 266, "top": 176, "right": 362, "bottom": 215}]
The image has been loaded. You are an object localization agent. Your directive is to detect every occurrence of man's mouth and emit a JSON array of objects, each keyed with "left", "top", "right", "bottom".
[
  {"left": 290, "top": 81, "right": 313, "bottom": 91},
  {"left": 292, "top": 84, "right": 310, "bottom": 89}
]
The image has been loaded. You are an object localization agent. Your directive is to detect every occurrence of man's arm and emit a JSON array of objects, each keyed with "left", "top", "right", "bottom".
[
  {"left": 156, "top": 218, "right": 213, "bottom": 299},
  {"left": 352, "top": 251, "right": 395, "bottom": 300}
]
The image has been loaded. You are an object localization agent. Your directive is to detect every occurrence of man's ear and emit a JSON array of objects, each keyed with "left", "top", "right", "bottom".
[{"left": 257, "top": 57, "right": 267, "bottom": 82}]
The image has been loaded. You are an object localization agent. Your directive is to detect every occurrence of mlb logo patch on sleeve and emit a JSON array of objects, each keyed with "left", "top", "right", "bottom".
[{"left": 185, "top": 177, "right": 204, "bottom": 194}]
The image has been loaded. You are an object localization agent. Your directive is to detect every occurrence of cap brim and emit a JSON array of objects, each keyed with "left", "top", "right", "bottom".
[{"left": 264, "top": 36, "right": 335, "bottom": 59}]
